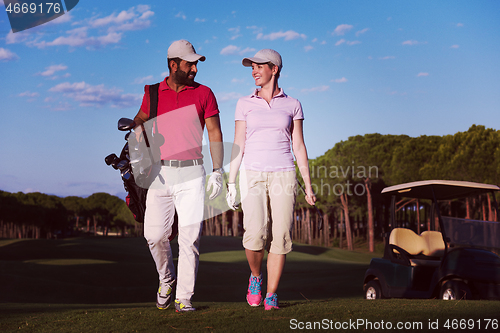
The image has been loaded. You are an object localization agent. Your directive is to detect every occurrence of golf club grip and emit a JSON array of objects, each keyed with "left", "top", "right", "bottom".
[
  {"left": 140, "top": 124, "right": 150, "bottom": 147},
  {"left": 140, "top": 123, "right": 156, "bottom": 162}
]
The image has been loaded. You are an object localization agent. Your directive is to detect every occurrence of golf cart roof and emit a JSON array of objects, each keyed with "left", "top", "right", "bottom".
[{"left": 381, "top": 180, "right": 500, "bottom": 200}]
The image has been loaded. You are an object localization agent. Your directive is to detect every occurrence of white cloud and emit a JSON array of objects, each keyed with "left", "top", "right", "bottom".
[
  {"left": 256, "top": 30, "right": 306, "bottom": 41},
  {"left": 333, "top": 24, "right": 353, "bottom": 36},
  {"left": 50, "top": 11, "right": 74, "bottom": 24},
  {"left": 38, "top": 64, "right": 68, "bottom": 77},
  {"left": 246, "top": 25, "right": 263, "bottom": 36},
  {"left": 333, "top": 77, "right": 348, "bottom": 83},
  {"left": 90, "top": 10, "right": 135, "bottom": 27},
  {"left": 134, "top": 75, "right": 154, "bottom": 84},
  {"left": 335, "top": 39, "right": 360, "bottom": 46},
  {"left": 175, "top": 12, "right": 186, "bottom": 20},
  {"left": 0, "top": 47, "right": 19, "bottom": 61},
  {"left": 35, "top": 29, "right": 122, "bottom": 49},
  {"left": 356, "top": 28, "right": 369, "bottom": 36},
  {"left": 379, "top": 56, "right": 395, "bottom": 60},
  {"left": 6, "top": 31, "right": 31, "bottom": 45},
  {"left": 451, "top": 44, "right": 460, "bottom": 49},
  {"left": 7, "top": 6, "right": 153, "bottom": 50},
  {"left": 220, "top": 45, "right": 255, "bottom": 56},
  {"left": 220, "top": 45, "right": 239, "bottom": 55},
  {"left": 50, "top": 101, "right": 74, "bottom": 111},
  {"left": 457, "top": 23, "right": 464, "bottom": 27},
  {"left": 229, "top": 27, "right": 242, "bottom": 40},
  {"left": 402, "top": 40, "right": 427, "bottom": 46},
  {"left": 301, "top": 86, "right": 330, "bottom": 93},
  {"left": 216, "top": 92, "right": 244, "bottom": 102},
  {"left": 195, "top": 18, "right": 206, "bottom": 23},
  {"left": 49, "top": 81, "right": 141, "bottom": 108},
  {"left": 417, "top": 72, "right": 429, "bottom": 77},
  {"left": 19, "top": 91, "right": 39, "bottom": 97},
  {"left": 304, "top": 45, "right": 314, "bottom": 52},
  {"left": 89, "top": 6, "right": 154, "bottom": 32},
  {"left": 240, "top": 47, "right": 256, "bottom": 54},
  {"left": 402, "top": 40, "right": 418, "bottom": 45}
]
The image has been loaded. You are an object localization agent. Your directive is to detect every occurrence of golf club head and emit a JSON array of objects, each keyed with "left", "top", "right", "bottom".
[
  {"left": 121, "top": 169, "right": 132, "bottom": 180},
  {"left": 111, "top": 156, "right": 121, "bottom": 170},
  {"left": 118, "top": 118, "right": 136, "bottom": 131},
  {"left": 117, "top": 160, "right": 129, "bottom": 171},
  {"left": 105, "top": 153, "right": 118, "bottom": 166},
  {"left": 120, "top": 143, "right": 129, "bottom": 160}
]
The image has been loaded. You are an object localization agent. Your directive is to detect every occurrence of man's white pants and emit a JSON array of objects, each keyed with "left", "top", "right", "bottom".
[{"left": 144, "top": 164, "right": 205, "bottom": 301}]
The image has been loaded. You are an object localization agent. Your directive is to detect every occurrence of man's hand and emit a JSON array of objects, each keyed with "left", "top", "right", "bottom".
[
  {"left": 207, "top": 168, "right": 224, "bottom": 200},
  {"left": 226, "top": 183, "right": 238, "bottom": 210}
]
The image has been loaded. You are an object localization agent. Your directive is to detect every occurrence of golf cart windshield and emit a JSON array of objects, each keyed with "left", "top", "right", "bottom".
[{"left": 441, "top": 217, "right": 500, "bottom": 255}]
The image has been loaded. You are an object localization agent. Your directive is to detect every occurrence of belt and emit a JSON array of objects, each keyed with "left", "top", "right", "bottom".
[{"left": 161, "top": 159, "right": 203, "bottom": 167}]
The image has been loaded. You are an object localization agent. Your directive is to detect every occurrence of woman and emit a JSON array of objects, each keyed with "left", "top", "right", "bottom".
[{"left": 226, "top": 49, "right": 316, "bottom": 310}]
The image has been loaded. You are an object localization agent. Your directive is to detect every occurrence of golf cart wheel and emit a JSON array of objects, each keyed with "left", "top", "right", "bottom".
[
  {"left": 440, "top": 280, "right": 472, "bottom": 300},
  {"left": 365, "top": 280, "right": 383, "bottom": 300}
]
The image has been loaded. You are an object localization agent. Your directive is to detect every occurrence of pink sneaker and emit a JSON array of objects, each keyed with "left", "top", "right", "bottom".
[
  {"left": 264, "top": 293, "right": 280, "bottom": 310},
  {"left": 246, "top": 275, "right": 262, "bottom": 306}
]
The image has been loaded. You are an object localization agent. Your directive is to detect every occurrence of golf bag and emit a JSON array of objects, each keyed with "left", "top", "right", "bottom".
[
  {"left": 124, "top": 178, "right": 148, "bottom": 223},
  {"left": 104, "top": 115, "right": 150, "bottom": 224},
  {"left": 105, "top": 83, "right": 166, "bottom": 226}
]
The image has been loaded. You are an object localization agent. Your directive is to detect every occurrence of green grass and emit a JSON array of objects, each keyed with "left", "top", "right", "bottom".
[{"left": 1, "top": 236, "right": 500, "bottom": 332}]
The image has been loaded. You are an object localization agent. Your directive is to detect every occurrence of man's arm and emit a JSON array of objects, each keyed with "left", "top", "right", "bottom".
[
  {"left": 205, "top": 114, "right": 223, "bottom": 170},
  {"left": 133, "top": 109, "right": 149, "bottom": 128}
]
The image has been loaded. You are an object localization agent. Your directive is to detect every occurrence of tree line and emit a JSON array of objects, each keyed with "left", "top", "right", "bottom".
[
  {"left": 2, "top": 125, "right": 499, "bottom": 249},
  {"left": 0, "top": 191, "right": 139, "bottom": 239}
]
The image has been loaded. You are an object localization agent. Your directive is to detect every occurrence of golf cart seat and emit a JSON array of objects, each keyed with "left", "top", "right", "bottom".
[
  {"left": 389, "top": 228, "right": 444, "bottom": 266},
  {"left": 420, "top": 231, "right": 445, "bottom": 257}
]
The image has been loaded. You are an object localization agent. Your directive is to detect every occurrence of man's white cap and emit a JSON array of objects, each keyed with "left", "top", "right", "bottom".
[
  {"left": 242, "top": 49, "right": 282, "bottom": 70},
  {"left": 167, "top": 40, "right": 206, "bottom": 62}
]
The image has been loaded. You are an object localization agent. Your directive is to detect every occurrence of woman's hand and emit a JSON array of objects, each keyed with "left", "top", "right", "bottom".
[{"left": 305, "top": 187, "right": 316, "bottom": 206}]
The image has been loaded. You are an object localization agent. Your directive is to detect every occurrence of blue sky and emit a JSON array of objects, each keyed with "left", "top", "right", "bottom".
[{"left": 1, "top": 0, "right": 499, "bottom": 199}]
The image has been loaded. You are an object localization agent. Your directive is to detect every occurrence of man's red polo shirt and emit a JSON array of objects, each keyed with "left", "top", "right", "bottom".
[{"left": 140, "top": 77, "right": 219, "bottom": 161}]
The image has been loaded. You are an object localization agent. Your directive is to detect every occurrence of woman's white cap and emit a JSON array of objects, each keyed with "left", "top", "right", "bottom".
[{"left": 242, "top": 49, "right": 282, "bottom": 70}]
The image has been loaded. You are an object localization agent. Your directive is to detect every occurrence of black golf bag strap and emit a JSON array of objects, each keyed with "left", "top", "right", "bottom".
[
  {"left": 148, "top": 83, "right": 160, "bottom": 120},
  {"left": 140, "top": 82, "right": 161, "bottom": 155}
]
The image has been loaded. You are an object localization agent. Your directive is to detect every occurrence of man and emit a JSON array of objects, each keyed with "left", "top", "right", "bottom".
[{"left": 133, "top": 40, "right": 224, "bottom": 312}]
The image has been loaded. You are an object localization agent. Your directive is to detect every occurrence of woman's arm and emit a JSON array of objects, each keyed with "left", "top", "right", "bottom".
[
  {"left": 228, "top": 120, "right": 247, "bottom": 183},
  {"left": 292, "top": 119, "right": 316, "bottom": 206}
]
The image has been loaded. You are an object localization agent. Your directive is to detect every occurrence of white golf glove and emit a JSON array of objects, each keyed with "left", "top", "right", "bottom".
[
  {"left": 207, "top": 168, "right": 224, "bottom": 200},
  {"left": 226, "top": 183, "right": 238, "bottom": 210}
]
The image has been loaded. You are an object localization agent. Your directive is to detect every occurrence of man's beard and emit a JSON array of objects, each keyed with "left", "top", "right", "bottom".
[{"left": 174, "top": 68, "right": 195, "bottom": 86}]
